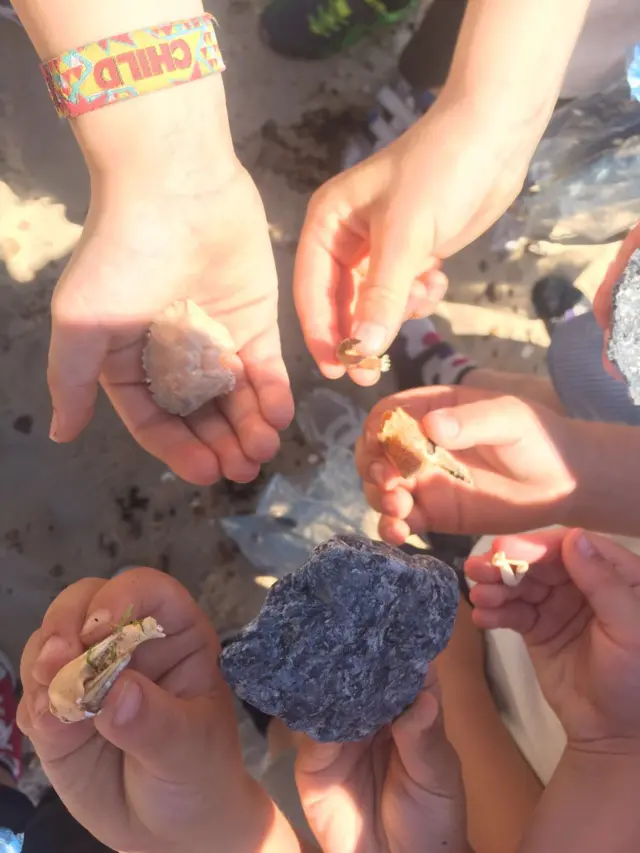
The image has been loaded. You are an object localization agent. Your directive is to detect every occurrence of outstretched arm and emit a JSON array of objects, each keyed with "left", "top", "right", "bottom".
[{"left": 11, "top": 0, "right": 293, "bottom": 485}]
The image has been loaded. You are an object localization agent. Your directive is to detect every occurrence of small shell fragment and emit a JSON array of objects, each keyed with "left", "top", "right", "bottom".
[
  {"left": 48, "top": 616, "right": 165, "bottom": 723},
  {"left": 377, "top": 407, "right": 472, "bottom": 483},
  {"left": 492, "top": 551, "right": 529, "bottom": 587},
  {"left": 337, "top": 338, "right": 391, "bottom": 373},
  {"left": 143, "top": 300, "right": 237, "bottom": 417}
]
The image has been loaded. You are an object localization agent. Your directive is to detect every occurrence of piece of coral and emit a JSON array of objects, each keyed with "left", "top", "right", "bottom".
[
  {"left": 143, "top": 300, "right": 237, "bottom": 417},
  {"left": 48, "top": 616, "right": 165, "bottom": 723},
  {"left": 607, "top": 249, "right": 640, "bottom": 405},
  {"left": 220, "top": 534, "right": 458, "bottom": 742}
]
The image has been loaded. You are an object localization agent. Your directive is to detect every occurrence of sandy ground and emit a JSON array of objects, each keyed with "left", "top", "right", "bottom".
[{"left": 0, "top": 3, "right": 623, "bottom": 688}]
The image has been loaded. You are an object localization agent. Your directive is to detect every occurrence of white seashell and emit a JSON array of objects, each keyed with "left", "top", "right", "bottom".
[
  {"left": 48, "top": 616, "right": 165, "bottom": 723},
  {"left": 492, "top": 551, "right": 529, "bottom": 587},
  {"left": 143, "top": 300, "right": 237, "bottom": 417}
]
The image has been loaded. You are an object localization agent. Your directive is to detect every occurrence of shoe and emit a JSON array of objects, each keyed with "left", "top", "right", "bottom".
[
  {"left": 531, "top": 275, "right": 592, "bottom": 338},
  {"left": 260, "top": 0, "right": 417, "bottom": 60},
  {"left": 0, "top": 651, "right": 22, "bottom": 783}
]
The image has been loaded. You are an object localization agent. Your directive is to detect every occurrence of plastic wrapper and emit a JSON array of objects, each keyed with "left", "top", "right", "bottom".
[
  {"left": 221, "top": 389, "right": 376, "bottom": 577},
  {"left": 220, "top": 447, "right": 374, "bottom": 577},
  {"left": 629, "top": 44, "right": 640, "bottom": 102},
  {"left": 493, "top": 50, "right": 640, "bottom": 246},
  {"left": 0, "top": 830, "right": 22, "bottom": 853},
  {"left": 295, "top": 388, "right": 366, "bottom": 450}
]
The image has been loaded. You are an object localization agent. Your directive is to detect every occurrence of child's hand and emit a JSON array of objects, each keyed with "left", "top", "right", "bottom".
[
  {"left": 594, "top": 220, "right": 640, "bottom": 377},
  {"left": 296, "top": 674, "right": 469, "bottom": 853},
  {"left": 18, "top": 569, "right": 284, "bottom": 853},
  {"left": 467, "top": 529, "right": 640, "bottom": 747},
  {"left": 356, "top": 387, "right": 580, "bottom": 542},
  {"left": 294, "top": 93, "right": 530, "bottom": 384}
]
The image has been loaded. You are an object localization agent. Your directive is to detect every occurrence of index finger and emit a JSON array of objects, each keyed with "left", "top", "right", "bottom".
[{"left": 294, "top": 194, "right": 365, "bottom": 380}]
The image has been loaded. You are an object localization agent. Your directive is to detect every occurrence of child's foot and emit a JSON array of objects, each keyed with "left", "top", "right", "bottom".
[
  {"left": 260, "top": 0, "right": 416, "bottom": 60},
  {"left": 0, "top": 651, "right": 22, "bottom": 783},
  {"left": 390, "top": 318, "right": 477, "bottom": 391}
]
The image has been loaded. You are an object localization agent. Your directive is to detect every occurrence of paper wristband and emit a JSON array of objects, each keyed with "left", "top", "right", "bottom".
[{"left": 41, "top": 13, "right": 225, "bottom": 119}]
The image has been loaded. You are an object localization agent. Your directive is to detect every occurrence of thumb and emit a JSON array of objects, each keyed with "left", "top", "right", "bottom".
[
  {"left": 392, "top": 687, "right": 459, "bottom": 795},
  {"left": 562, "top": 530, "right": 640, "bottom": 640},
  {"left": 424, "top": 395, "right": 537, "bottom": 450},
  {"left": 94, "top": 671, "right": 223, "bottom": 781},
  {"left": 48, "top": 318, "right": 108, "bottom": 442},
  {"left": 352, "top": 208, "right": 438, "bottom": 356}
]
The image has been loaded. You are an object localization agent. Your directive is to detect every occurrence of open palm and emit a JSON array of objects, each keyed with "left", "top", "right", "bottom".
[{"left": 49, "top": 163, "right": 293, "bottom": 485}]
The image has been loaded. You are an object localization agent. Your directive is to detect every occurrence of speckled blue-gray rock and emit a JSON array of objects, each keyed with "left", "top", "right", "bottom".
[
  {"left": 219, "top": 534, "right": 459, "bottom": 742},
  {"left": 608, "top": 249, "right": 640, "bottom": 405}
]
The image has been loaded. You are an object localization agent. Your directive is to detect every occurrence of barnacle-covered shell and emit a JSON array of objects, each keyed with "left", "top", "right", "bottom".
[
  {"left": 143, "top": 300, "right": 237, "bottom": 417},
  {"left": 48, "top": 617, "right": 165, "bottom": 723},
  {"left": 337, "top": 337, "right": 391, "bottom": 373}
]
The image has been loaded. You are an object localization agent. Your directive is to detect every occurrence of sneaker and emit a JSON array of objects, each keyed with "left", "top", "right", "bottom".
[
  {"left": 531, "top": 275, "right": 592, "bottom": 338},
  {"left": 260, "top": 0, "right": 417, "bottom": 60},
  {"left": 0, "top": 651, "right": 22, "bottom": 782}
]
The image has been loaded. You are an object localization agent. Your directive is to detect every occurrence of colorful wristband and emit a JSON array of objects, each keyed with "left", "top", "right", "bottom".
[{"left": 41, "top": 13, "right": 225, "bottom": 119}]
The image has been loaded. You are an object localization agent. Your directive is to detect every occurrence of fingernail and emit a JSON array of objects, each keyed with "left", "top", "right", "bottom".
[
  {"left": 33, "top": 689, "right": 50, "bottom": 721},
  {"left": 576, "top": 532, "right": 597, "bottom": 558},
  {"left": 352, "top": 322, "right": 387, "bottom": 355},
  {"left": 81, "top": 610, "right": 112, "bottom": 637},
  {"left": 113, "top": 680, "right": 142, "bottom": 727},
  {"left": 36, "top": 635, "right": 69, "bottom": 666},
  {"left": 431, "top": 410, "right": 459, "bottom": 439},
  {"left": 370, "top": 462, "right": 385, "bottom": 485},
  {"left": 49, "top": 410, "right": 58, "bottom": 442}
]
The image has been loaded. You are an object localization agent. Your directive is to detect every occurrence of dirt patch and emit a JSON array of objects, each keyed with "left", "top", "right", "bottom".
[{"left": 242, "top": 104, "right": 368, "bottom": 193}]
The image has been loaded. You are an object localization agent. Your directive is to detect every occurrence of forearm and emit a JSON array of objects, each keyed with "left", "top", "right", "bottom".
[
  {"left": 564, "top": 420, "right": 640, "bottom": 537},
  {"left": 12, "top": 0, "right": 237, "bottom": 190},
  {"left": 439, "top": 667, "right": 542, "bottom": 853},
  {"left": 519, "top": 747, "right": 640, "bottom": 853},
  {"left": 444, "top": 0, "right": 591, "bottom": 143}
]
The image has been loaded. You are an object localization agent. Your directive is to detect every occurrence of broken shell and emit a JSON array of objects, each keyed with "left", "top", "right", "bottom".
[
  {"left": 377, "top": 407, "right": 472, "bottom": 483},
  {"left": 143, "top": 300, "right": 238, "bottom": 417},
  {"left": 337, "top": 338, "right": 391, "bottom": 373},
  {"left": 48, "top": 616, "right": 165, "bottom": 723},
  {"left": 492, "top": 551, "right": 529, "bottom": 587}
]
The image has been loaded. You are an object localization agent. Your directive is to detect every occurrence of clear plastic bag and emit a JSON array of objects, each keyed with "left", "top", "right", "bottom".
[
  {"left": 0, "top": 829, "right": 23, "bottom": 853},
  {"left": 295, "top": 387, "right": 366, "bottom": 450},
  {"left": 494, "top": 51, "right": 640, "bottom": 246},
  {"left": 220, "top": 389, "right": 376, "bottom": 577},
  {"left": 220, "top": 448, "right": 372, "bottom": 577},
  {"left": 629, "top": 44, "right": 640, "bottom": 102}
]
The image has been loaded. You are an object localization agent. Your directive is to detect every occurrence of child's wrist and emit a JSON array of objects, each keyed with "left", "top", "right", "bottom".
[
  {"left": 75, "top": 73, "right": 238, "bottom": 193},
  {"left": 178, "top": 774, "right": 304, "bottom": 853}
]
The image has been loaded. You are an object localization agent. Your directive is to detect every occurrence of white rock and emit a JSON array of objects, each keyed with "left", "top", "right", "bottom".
[{"left": 143, "top": 300, "right": 237, "bottom": 417}]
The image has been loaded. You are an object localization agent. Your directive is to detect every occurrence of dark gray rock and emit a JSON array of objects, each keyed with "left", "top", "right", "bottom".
[
  {"left": 608, "top": 249, "right": 640, "bottom": 404},
  {"left": 219, "top": 534, "right": 459, "bottom": 742}
]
